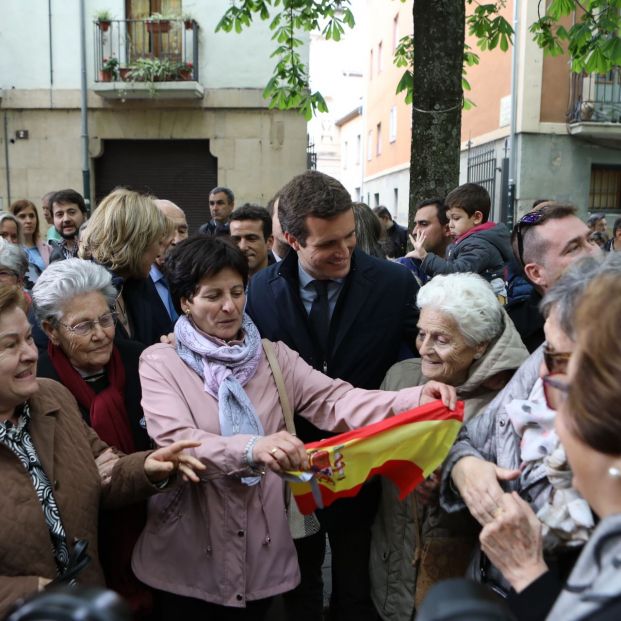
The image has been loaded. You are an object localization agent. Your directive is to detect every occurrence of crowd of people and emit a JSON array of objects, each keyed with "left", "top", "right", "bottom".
[{"left": 0, "top": 173, "right": 620, "bottom": 621}]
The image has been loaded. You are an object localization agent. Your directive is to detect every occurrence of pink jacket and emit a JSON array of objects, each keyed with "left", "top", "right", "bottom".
[{"left": 132, "top": 341, "right": 423, "bottom": 607}]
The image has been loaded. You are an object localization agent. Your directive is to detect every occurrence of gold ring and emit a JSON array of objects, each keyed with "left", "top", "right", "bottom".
[{"left": 270, "top": 447, "right": 279, "bottom": 456}]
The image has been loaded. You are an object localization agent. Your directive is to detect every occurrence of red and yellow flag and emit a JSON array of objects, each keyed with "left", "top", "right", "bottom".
[{"left": 287, "top": 400, "right": 464, "bottom": 515}]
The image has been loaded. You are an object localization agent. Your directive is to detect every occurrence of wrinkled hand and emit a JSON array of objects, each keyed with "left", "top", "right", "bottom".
[
  {"left": 253, "top": 431, "right": 308, "bottom": 474},
  {"left": 480, "top": 492, "right": 548, "bottom": 592},
  {"left": 145, "top": 440, "right": 205, "bottom": 484},
  {"left": 416, "top": 468, "right": 441, "bottom": 506},
  {"left": 95, "top": 448, "right": 120, "bottom": 486},
  {"left": 420, "top": 381, "right": 457, "bottom": 410},
  {"left": 451, "top": 456, "right": 520, "bottom": 526},
  {"left": 408, "top": 231, "right": 427, "bottom": 260}
]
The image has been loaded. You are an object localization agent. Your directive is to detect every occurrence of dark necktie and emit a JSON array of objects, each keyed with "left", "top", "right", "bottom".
[{"left": 309, "top": 280, "right": 331, "bottom": 358}]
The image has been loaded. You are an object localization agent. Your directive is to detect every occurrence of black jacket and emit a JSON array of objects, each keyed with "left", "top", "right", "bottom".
[
  {"left": 246, "top": 248, "right": 419, "bottom": 526},
  {"left": 36, "top": 338, "right": 151, "bottom": 451}
]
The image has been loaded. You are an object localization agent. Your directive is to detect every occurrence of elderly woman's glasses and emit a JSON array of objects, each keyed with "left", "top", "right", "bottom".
[
  {"left": 514, "top": 210, "right": 545, "bottom": 267},
  {"left": 59, "top": 312, "right": 117, "bottom": 337},
  {"left": 543, "top": 345, "right": 571, "bottom": 375},
  {"left": 542, "top": 374, "right": 569, "bottom": 411}
]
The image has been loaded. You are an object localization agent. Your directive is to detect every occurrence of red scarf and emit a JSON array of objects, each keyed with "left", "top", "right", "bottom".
[
  {"left": 454, "top": 221, "right": 496, "bottom": 245},
  {"left": 47, "top": 342, "right": 136, "bottom": 454}
]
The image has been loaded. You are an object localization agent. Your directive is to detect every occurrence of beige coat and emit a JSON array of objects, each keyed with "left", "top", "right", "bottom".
[{"left": 370, "top": 312, "right": 529, "bottom": 621}]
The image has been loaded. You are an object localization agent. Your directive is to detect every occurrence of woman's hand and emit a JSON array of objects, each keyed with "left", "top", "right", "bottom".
[
  {"left": 420, "top": 381, "right": 457, "bottom": 410},
  {"left": 144, "top": 440, "right": 205, "bottom": 484},
  {"left": 408, "top": 231, "right": 427, "bottom": 260},
  {"left": 480, "top": 492, "right": 548, "bottom": 593},
  {"left": 95, "top": 447, "right": 120, "bottom": 485},
  {"left": 253, "top": 431, "right": 308, "bottom": 474},
  {"left": 451, "top": 456, "right": 520, "bottom": 526}
]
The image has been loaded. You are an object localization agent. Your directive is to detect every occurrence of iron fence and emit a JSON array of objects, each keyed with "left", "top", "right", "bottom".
[{"left": 569, "top": 70, "right": 621, "bottom": 124}]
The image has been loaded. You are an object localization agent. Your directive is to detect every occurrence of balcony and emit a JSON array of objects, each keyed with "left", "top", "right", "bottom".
[
  {"left": 92, "top": 18, "right": 203, "bottom": 100},
  {"left": 568, "top": 70, "right": 621, "bottom": 141}
]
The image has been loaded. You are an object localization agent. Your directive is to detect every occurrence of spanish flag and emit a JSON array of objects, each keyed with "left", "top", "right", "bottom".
[{"left": 286, "top": 400, "right": 464, "bottom": 515}]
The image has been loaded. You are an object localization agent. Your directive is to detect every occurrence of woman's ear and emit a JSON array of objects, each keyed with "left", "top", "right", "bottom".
[
  {"left": 473, "top": 341, "right": 489, "bottom": 360},
  {"left": 42, "top": 320, "right": 60, "bottom": 346}
]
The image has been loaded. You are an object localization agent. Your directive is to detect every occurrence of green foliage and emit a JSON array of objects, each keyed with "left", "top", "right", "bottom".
[
  {"left": 531, "top": 0, "right": 621, "bottom": 73},
  {"left": 216, "top": 0, "right": 353, "bottom": 119}
]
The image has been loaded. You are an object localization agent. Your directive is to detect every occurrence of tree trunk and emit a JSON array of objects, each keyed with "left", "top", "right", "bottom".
[{"left": 409, "top": 0, "right": 465, "bottom": 232}]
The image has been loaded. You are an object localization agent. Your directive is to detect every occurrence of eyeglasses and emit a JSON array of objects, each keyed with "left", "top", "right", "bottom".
[
  {"left": 542, "top": 373, "right": 569, "bottom": 411},
  {"left": 514, "top": 210, "right": 545, "bottom": 267},
  {"left": 59, "top": 311, "right": 117, "bottom": 337},
  {"left": 543, "top": 344, "right": 572, "bottom": 375}
]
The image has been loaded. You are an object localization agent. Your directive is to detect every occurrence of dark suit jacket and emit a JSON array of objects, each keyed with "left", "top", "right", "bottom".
[
  {"left": 116, "top": 277, "right": 174, "bottom": 347},
  {"left": 246, "top": 248, "right": 419, "bottom": 526},
  {"left": 37, "top": 339, "right": 151, "bottom": 452}
]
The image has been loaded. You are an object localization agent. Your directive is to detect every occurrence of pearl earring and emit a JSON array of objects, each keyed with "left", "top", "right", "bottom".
[{"left": 609, "top": 467, "right": 621, "bottom": 479}]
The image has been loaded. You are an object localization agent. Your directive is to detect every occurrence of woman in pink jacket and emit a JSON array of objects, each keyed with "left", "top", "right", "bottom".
[{"left": 132, "top": 236, "right": 455, "bottom": 620}]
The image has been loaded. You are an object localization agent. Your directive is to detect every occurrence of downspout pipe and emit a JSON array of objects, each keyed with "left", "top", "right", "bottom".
[
  {"left": 3, "top": 113, "right": 11, "bottom": 207},
  {"left": 79, "top": 0, "right": 91, "bottom": 211},
  {"left": 507, "top": 0, "right": 519, "bottom": 228}
]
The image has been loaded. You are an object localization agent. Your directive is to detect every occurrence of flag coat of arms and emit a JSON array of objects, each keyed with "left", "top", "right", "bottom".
[{"left": 286, "top": 400, "right": 464, "bottom": 515}]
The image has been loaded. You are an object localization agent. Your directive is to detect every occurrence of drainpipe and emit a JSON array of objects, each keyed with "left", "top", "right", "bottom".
[
  {"left": 507, "top": 0, "right": 519, "bottom": 229},
  {"left": 48, "top": 0, "right": 54, "bottom": 106},
  {"left": 79, "top": 0, "right": 91, "bottom": 211},
  {"left": 3, "top": 113, "right": 11, "bottom": 206}
]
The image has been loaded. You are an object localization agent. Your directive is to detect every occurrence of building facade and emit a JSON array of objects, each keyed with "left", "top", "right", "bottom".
[
  {"left": 333, "top": 0, "right": 621, "bottom": 226},
  {"left": 0, "top": 0, "right": 308, "bottom": 232}
]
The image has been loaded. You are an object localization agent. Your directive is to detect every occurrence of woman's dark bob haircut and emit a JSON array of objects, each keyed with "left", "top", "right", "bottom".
[{"left": 164, "top": 235, "right": 249, "bottom": 313}]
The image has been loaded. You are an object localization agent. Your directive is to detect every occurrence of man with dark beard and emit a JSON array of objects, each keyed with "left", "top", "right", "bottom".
[{"left": 49, "top": 189, "right": 87, "bottom": 263}]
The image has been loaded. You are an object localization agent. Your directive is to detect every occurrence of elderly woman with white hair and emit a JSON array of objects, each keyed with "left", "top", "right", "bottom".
[
  {"left": 370, "top": 272, "right": 529, "bottom": 621},
  {"left": 32, "top": 258, "right": 153, "bottom": 615},
  {"left": 0, "top": 238, "right": 29, "bottom": 290}
]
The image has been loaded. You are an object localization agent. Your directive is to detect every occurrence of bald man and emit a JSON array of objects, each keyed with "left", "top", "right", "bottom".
[
  {"left": 154, "top": 199, "right": 189, "bottom": 249},
  {"left": 148, "top": 199, "right": 189, "bottom": 327}
]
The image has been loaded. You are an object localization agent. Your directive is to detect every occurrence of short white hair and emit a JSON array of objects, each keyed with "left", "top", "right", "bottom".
[
  {"left": 32, "top": 258, "right": 117, "bottom": 324},
  {"left": 0, "top": 237, "right": 28, "bottom": 277},
  {"left": 417, "top": 273, "right": 503, "bottom": 346}
]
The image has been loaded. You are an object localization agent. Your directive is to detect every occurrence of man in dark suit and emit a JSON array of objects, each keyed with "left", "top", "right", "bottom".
[{"left": 246, "top": 171, "right": 419, "bottom": 621}]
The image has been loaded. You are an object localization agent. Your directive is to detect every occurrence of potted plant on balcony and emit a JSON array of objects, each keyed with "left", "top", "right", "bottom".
[
  {"left": 177, "top": 61, "right": 193, "bottom": 80},
  {"left": 182, "top": 13, "right": 194, "bottom": 30},
  {"left": 99, "top": 56, "right": 119, "bottom": 81},
  {"left": 95, "top": 9, "right": 113, "bottom": 31},
  {"left": 126, "top": 57, "right": 176, "bottom": 95},
  {"left": 146, "top": 12, "right": 173, "bottom": 34}
]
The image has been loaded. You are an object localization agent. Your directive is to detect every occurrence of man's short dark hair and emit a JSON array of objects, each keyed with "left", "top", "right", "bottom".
[
  {"left": 445, "top": 183, "right": 491, "bottom": 222},
  {"left": 277, "top": 171, "right": 352, "bottom": 246},
  {"left": 511, "top": 202, "right": 577, "bottom": 266},
  {"left": 164, "top": 235, "right": 249, "bottom": 314},
  {"left": 229, "top": 204, "right": 272, "bottom": 240},
  {"left": 415, "top": 197, "right": 448, "bottom": 226},
  {"left": 50, "top": 189, "right": 87, "bottom": 215},
  {"left": 612, "top": 216, "right": 621, "bottom": 236},
  {"left": 373, "top": 206, "right": 392, "bottom": 220},
  {"left": 209, "top": 186, "right": 235, "bottom": 204}
]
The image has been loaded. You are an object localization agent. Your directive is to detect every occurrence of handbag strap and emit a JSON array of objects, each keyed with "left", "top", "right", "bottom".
[{"left": 262, "top": 339, "right": 296, "bottom": 435}]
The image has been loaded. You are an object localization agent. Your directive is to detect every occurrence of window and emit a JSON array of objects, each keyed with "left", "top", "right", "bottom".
[
  {"left": 389, "top": 106, "right": 397, "bottom": 142},
  {"left": 369, "top": 50, "right": 373, "bottom": 79},
  {"left": 589, "top": 165, "right": 621, "bottom": 210},
  {"left": 392, "top": 14, "right": 399, "bottom": 51},
  {"left": 374, "top": 193, "right": 380, "bottom": 207},
  {"left": 367, "top": 130, "right": 373, "bottom": 160},
  {"left": 355, "top": 187, "right": 361, "bottom": 201},
  {"left": 342, "top": 140, "right": 348, "bottom": 169},
  {"left": 394, "top": 188, "right": 399, "bottom": 213},
  {"left": 378, "top": 41, "right": 383, "bottom": 73},
  {"left": 356, "top": 134, "right": 361, "bottom": 164},
  {"left": 376, "top": 122, "right": 382, "bottom": 156}
]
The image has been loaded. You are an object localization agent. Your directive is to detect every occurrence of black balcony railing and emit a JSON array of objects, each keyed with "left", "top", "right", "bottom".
[
  {"left": 569, "top": 70, "right": 621, "bottom": 123},
  {"left": 94, "top": 18, "right": 199, "bottom": 84}
]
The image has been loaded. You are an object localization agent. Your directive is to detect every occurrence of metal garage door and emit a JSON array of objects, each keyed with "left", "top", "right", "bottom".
[{"left": 94, "top": 139, "right": 217, "bottom": 234}]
